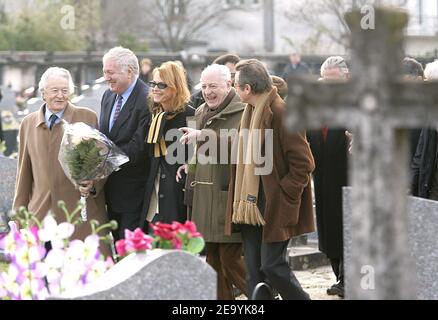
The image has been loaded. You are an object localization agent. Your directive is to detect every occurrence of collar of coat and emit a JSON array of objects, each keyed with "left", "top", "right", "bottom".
[
  {"left": 248, "top": 86, "right": 280, "bottom": 131},
  {"left": 36, "top": 102, "right": 76, "bottom": 128}
]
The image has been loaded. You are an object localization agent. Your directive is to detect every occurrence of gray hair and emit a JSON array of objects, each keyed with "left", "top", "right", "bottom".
[
  {"left": 38, "top": 67, "right": 75, "bottom": 94},
  {"left": 200, "top": 64, "right": 231, "bottom": 83},
  {"left": 235, "top": 59, "right": 272, "bottom": 94},
  {"left": 103, "top": 46, "right": 139, "bottom": 76},
  {"left": 320, "top": 56, "right": 349, "bottom": 78},
  {"left": 424, "top": 60, "right": 438, "bottom": 80}
]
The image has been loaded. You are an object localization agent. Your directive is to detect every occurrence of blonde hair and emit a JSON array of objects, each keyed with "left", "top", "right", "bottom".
[{"left": 150, "top": 61, "right": 190, "bottom": 114}]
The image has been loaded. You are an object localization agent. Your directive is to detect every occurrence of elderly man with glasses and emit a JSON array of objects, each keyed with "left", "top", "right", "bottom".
[{"left": 13, "top": 67, "right": 110, "bottom": 254}]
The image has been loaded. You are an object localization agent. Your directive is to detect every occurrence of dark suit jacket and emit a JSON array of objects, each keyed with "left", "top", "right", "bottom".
[
  {"left": 307, "top": 129, "right": 348, "bottom": 259},
  {"left": 100, "top": 78, "right": 150, "bottom": 213},
  {"left": 411, "top": 128, "right": 437, "bottom": 198}
]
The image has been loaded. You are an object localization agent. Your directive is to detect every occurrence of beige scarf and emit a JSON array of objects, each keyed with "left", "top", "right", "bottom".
[{"left": 232, "top": 90, "right": 273, "bottom": 226}]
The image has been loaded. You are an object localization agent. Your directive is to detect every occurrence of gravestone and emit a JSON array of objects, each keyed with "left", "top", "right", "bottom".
[
  {"left": 59, "top": 249, "right": 217, "bottom": 300},
  {"left": 0, "top": 87, "right": 17, "bottom": 113},
  {"left": 0, "top": 156, "right": 16, "bottom": 260},
  {"left": 1, "top": 111, "right": 19, "bottom": 157},
  {"left": 71, "top": 80, "right": 108, "bottom": 118},
  {"left": 343, "top": 187, "right": 438, "bottom": 299},
  {"left": 286, "top": 7, "right": 438, "bottom": 299},
  {"left": 0, "top": 156, "right": 16, "bottom": 231}
]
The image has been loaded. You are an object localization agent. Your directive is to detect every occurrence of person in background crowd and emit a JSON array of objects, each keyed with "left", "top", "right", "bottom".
[
  {"left": 307, "top": 56, "right": 351, "bottom": 298},
  {"left": 402, "top": 57, "right": 425, "bottom": 161},
  {"left": 281, "top": 53, "right": 311, "bottom": 80},
  {"left": 139, "top": 58, "right": 153, "bottom": 83},
  {"left": 411, "top": 60, "right": 438, "bottom": 200}
]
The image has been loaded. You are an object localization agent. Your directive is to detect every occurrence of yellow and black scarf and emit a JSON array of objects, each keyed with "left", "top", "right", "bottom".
[{"left": 146, "top": 111, "right": 179, "bottom": 157}]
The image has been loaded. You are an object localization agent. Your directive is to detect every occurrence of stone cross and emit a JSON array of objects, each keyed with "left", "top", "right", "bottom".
[{"left": 286, "top": 7, "right": 438, "bottom": 299}]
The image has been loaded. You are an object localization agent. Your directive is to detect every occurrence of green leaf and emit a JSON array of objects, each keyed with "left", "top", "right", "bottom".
[{"left": 185, "top": 237, "right": 205, "bottom": 254}]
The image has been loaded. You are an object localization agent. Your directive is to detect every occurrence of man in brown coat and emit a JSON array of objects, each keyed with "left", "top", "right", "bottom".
[
  {"left": 13, "top": 67, "right": 109, "bottom": 251},
  {"left": 226, "top": 59, "right": 315, "bottom": 300}
]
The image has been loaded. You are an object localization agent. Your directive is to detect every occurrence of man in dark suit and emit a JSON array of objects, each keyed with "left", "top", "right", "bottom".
[
  {"left": 100, "top": 46, "right": 150, "bottom": 241},
  {"left": 307, "top": 56, "right": 350, "bottom": 298}
]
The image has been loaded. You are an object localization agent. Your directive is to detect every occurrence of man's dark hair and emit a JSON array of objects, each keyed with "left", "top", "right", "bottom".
[
  {"left": 403, "top": 57, "right": 424, "bottom": 78},
  {"left": 235, "top": 59, "right": 272, "bottom": 94},
  {"left": 213, "top": 54, "right": 241, "bottom": 66}
]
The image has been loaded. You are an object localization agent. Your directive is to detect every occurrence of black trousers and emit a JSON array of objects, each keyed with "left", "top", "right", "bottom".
[
  {"left": 330, "top": 256, "right": 344, "bottom": 284},
  {"left": 108, "top": 209, "right": 142, "bottom": 241},
  {"left": 241, "top": 224, "right": 310, "bottom": 300}
]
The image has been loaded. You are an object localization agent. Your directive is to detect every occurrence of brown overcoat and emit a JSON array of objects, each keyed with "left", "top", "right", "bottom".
[
  {"left": 13, "top": 103, "right": 109, "bottom": 243},
  {"left": 225, "top": 88, "right": 315, "bottom": 243}
]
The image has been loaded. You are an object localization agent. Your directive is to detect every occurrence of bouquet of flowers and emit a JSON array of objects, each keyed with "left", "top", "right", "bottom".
[
  {"left": 115, "top": 221, "right": 205, "bottom": 259},
  {"left": 58, "top": 122, "right": 129, "bottom": 221},
  {"left": 0, "top": 202, "right": 116, "bottom": 300}
]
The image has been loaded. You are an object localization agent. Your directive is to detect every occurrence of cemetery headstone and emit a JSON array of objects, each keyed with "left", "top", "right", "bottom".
[
  {"left": 343, "top": 187, "right": 438, "bottom": 299},
  {"left": 0, "top": 156, "right": 16, "bottom": 228},
  {"left": 58, "top": 250, "right": 217, "bottom": 300},
  {"left": 0, "top": 87, "right": 18, "bottom": 113},
  {"left": 0, "top": 156, "right": 16, "bottom": 260}
]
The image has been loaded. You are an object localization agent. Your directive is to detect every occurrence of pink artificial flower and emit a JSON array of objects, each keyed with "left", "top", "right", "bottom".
[
  {"left": 171, "top": 236, "right": 183, "bottom": 250},
  {"left": 151, "top": 222, "right": 178, "bottom": 240},
  {"left": 115, "top": 239, "right": 127, "bottom": 256},
  {"left": 181, "top": 221, "right": 202, "bottom": 238},
  {"left": 124, "top": 228, "right": 153, "bottom": 251}
]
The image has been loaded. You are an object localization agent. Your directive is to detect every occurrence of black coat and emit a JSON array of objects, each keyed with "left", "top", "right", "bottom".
[
  {"left": 307, "top": 129, "right": 348, "bottom": 259},
  {"left": 99, "top": 78, "right": 150, "bottom": 213},
  {"left": 411, "top": 129, "right": 437, "bottom": 199},
  {"left": 140, "top": 106, "right": 195, "bottom": 229}
]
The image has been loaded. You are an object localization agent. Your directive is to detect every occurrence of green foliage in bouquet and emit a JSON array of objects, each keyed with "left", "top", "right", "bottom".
[{"left": 65, "top": 140, "right": 106, "bottom": 182}]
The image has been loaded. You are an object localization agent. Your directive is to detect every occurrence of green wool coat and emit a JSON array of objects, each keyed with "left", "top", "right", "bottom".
[{"left": 191, "top": 93, "right": 245, "bottom": 243}]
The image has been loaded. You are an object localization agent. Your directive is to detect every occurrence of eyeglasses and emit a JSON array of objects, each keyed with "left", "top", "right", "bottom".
[{"left": 149, "top": 81, "right": 168, "bottom": 89}]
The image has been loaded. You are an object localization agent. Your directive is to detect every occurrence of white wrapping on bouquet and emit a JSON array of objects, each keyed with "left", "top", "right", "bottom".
[{"left": 58, "top": 122, "right": 129, "bottom": 221}]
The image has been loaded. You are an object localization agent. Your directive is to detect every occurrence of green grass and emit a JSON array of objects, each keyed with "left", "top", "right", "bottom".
[{"left": 0, "top": 261, "right": 8, "bottom": 273}]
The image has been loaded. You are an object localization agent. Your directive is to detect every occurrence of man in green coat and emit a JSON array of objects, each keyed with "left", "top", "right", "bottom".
[{"left": 179, "top": 64, "right": 247, "bottom": 300}]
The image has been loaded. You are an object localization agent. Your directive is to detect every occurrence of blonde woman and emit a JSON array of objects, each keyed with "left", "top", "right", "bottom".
[{"left": 140, "top": 61, "right": 195, "bottom": 229}]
